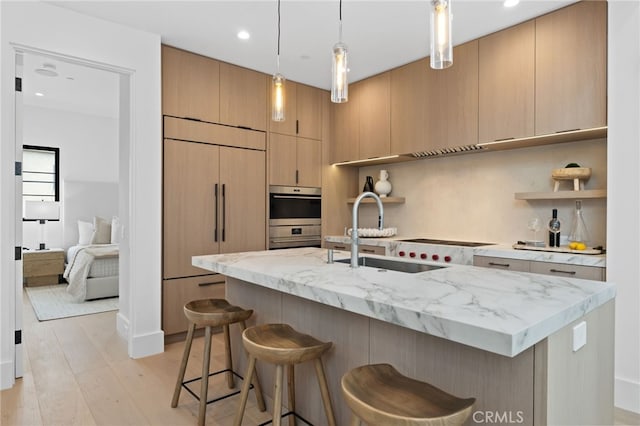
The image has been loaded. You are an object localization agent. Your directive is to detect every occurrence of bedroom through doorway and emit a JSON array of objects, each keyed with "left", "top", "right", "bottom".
[{"left": 20, "top": 50, "right": 121, "bottom": 324}]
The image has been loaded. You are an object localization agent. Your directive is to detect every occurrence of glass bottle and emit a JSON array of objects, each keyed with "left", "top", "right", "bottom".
[{"left": 569, "top": 200, "right": 590, "bottom": 245}]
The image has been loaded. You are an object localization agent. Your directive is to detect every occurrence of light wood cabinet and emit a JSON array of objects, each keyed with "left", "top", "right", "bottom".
[
  {"left": 358, "top": 72, "right": 391, "bottom": 159},
  {"left": 220, "top": 62, "right": 268, "bottom": 131},
  {"left": 163, "top": 138, "right": 266, "bottom": 280},
  {"left": 269, "top": 133, "right": 321, "bottom": 187},
  {"left": 535, "top": 1, "right": 607, "bottom": 135},
  {"left": 331, "top": 83, "right": 360, "bottom": 163},
  {"left": 23, "top": 249, "right": 64, "bottom": 286},
  {"left": 162, "top": 276, "right": 226, "bottom": 336},
  {"left": 473, "top": 255, "right": 605, "bottom": 281},
  {"left": 479, "top": 21, "right": 535, "bottom": 143},
  {"left": 270, "top": 81, "right": 323, "bottom": 140},
  {"left": 425, "top": 40, "right": 479, "bottom": 150},
  {"left": 390, "top": 58, "right": 429, "bottom": 155},
  {"left": 162, "top": 45, "right": 220, "bottom": 123}
]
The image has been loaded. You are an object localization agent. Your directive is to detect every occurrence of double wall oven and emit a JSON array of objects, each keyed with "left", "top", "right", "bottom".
[{"left": 269, "top": 185, "right": 321, "bottom": 249}]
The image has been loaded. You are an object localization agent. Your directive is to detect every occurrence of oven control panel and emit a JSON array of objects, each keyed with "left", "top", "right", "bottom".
[{"left": 394, "top": 243, "right": 474, "bottom": 265}]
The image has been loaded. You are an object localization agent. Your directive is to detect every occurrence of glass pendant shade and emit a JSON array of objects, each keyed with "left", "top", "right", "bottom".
[
  {"left": 430, "top": 0, "right": 453, "bottom": 69},
  {"left": 272, "top": 73, "right": 285, "bottom": 122},
  {"left": 331, "top": 42, "right": 348, "bottom": 103}
]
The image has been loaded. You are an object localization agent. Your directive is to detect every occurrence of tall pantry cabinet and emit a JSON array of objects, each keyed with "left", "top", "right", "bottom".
[{"left": 161, "top": 45, "right": 267, "bottom": 337}]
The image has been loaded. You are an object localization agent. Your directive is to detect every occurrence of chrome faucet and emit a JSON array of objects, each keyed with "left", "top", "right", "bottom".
[{"left": 351, "top": 192, "right": 384, "bottom": 268}]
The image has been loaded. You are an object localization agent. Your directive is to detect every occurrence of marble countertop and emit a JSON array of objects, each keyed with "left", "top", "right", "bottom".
[
  {"left": 193, "top": 247, "right": 615, "bottom": 357},
  {"left": 325, "top": 235, "right": 606, "bottom": 267}
]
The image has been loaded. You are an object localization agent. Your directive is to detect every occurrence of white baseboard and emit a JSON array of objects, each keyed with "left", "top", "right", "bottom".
[
  {"left": 130, "top": 329, "right": 164, "bottom": 359},
  {"left": 116, "top": 311, "right": 129, "bottom": 340},
  {"left": 0, "top": 359, "right": 14, "bottom": 390},
  {"left": 616, "top": 376, "right": 640, "bottom": 414}
]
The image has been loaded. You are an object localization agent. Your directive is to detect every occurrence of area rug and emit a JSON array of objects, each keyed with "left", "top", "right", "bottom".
[{"left": 25, "top": 284, "right": 119, "bottom": 321}]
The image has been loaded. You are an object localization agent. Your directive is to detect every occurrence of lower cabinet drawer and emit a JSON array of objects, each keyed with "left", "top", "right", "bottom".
[
  {"left": 529, "top": 261, "right": 604, "bottom": 281},
  {"left": 162, "top": 275, "right": 226, "bottom": 336},
  {"left": 325, "top": 241, "right": 386, "bottom": 255},
  {"left": 473, "top": 255, "right": 530, "bottom": 272}
]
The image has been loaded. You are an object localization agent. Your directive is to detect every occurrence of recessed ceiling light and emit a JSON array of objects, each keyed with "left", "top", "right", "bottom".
[
  {"left": 35, "top": 92, "right": 44, "bottom": 97},
  {"left": 503, "top": 0, "right": 520, "bottom": 7},
  {"left": 237, "top": 30, "right": 250, "bottom": 40},
  {"left": 34, "top": 63, "right": 58, "bottom": 77}
]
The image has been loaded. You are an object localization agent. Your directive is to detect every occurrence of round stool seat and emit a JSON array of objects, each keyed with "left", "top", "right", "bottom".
[
  {"left": 183, "top": 298, "right": 253, "bottom": 328},
  {"left": 242, "top": 323, "right": 332, "bottom": 365},
  {"left": 342, "top": 364, "right": 475, "bottom": 426}
]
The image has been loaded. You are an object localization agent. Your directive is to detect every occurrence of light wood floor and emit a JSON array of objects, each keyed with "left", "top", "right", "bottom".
[
  {"left": 2, "top": 294, "right": 639, "bottom": 425},
  {"left": 0, "top": 294, "right": 271, "bottom": 425}
]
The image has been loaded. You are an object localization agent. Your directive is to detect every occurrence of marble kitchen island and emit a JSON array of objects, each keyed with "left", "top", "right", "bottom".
[{"left": 193, "top": 247, "right": 615, "bottom": 425}]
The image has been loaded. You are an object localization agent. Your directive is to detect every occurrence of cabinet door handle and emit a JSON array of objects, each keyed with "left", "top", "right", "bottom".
[
  {"left": 296, "top": 119, "right": 299, "bottom": 135},
  {"left": 214, "top": 183, "right": 219, "bottom": 242},
  {"left": 488, "top": 262, "right": 510, "bottom": 268},
  {"left": 198, "top": 280, "right": 225, "bottom": 287},
  {"left": 333, "top": 245, "right": 347, "bottom": 250},
  {"left": 360, "top": 248, "right": 376, "bottom": 253},
  {"left": 549, "top": 268, "right": 577, "bottom": 275},
  {"left": 295, "top": 170, "right": 299, "bottom": 184},
  {"left": 222, "top": 184, "right": 226, "bottom": 242},
  {"left": 554, "top": 128, "right": 581, "bottom": 134},
  {"left": 493, "top": 137, "right": 515, "bottom": 142}
]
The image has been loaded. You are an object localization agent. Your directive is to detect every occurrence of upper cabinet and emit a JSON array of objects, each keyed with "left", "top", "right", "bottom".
[
  {"left": 390, "top": 58, "right": 429, "bottom": 155},
  {"left": 479, "top": 21, "right": 535, "bottom": 143},
  {"left": 425, "top": 40, "right": 479, "bottom": 150},
  {"left": 270, "top": 81, "right": 323, "bottom": 140},
  {"left": 219, "top": 62, "right": 268, "bottom": 131},
  {"left": 359, "top": 72, "right": 391, "bottom": 159},
  {"left": 269, "top": 133, "right": 321, "bottom": 187},
  {"left": 535, "top": 1, "right": 607, "bottom": 135},
  {"left": 162, "top": 45, "right": 220, "bottom": 123},
  {"left": 331, "top": 83, "right": 360, "bottom": 164}
]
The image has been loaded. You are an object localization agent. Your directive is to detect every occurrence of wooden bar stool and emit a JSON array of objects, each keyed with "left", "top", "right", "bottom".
[
  {"left": 341, "top": 364, "right": 475, "bottom": 426},
  {"left": 171, "top": 299, "right": 266, "bottom": 426},
  {"left": 234, "top": 323, "right": 336, "bottom": 426}
]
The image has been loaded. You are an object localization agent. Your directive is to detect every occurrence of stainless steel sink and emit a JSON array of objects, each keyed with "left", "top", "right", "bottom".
[{"left": 336, "top": 256, "right": 446, "bottom": 273}]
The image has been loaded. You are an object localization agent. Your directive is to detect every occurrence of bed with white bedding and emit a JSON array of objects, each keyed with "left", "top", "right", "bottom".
[{"left": 64, "top": 244, "right": 119, "bottom": 301}]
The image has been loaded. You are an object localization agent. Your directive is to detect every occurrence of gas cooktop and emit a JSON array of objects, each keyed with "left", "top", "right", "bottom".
[{"left": 398, "top": 238, "right": 495, "bottom": 247}]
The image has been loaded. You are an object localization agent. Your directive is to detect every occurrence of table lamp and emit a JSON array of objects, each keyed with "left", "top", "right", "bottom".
[{"left": 24, "top": 200, "right": 59, "bottom": 250}]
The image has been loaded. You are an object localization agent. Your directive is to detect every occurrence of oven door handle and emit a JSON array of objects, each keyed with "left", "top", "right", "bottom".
[{"left": 272, "top": 195, "right": 320, "bottom": 200}]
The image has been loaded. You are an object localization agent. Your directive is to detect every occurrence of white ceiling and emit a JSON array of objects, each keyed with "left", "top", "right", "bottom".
[{"left": 29, "top": 0, "right": 576, "bottom": 116}]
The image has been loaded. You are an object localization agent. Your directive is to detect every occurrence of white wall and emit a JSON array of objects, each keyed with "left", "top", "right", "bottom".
[
  {"left": 1, "top": 1, "right": 162, "bottom": 390},
  {"left": 22, "top": 105, "right": 118, "bottom": 250},
  {"left": 608, "top": 0, "right": 640, "bottom": 414},
  {"left": 358, "top": 139, "right": 607, "bottom": 246}
]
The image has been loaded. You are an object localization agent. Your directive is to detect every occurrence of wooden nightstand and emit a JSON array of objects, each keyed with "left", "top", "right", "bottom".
[{"left": 23, "top": 249, "right": 65, "bottom": 287}]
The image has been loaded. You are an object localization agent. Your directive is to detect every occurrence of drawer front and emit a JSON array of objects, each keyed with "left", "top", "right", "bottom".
[
  {"left": 23, "top": 258, "right": 64, "bottom": 277},
  {"left": 325, "top": 242, "right": 386, "bottom": 255},
  {"left": 473, "top": 255, "right": 530, "bottom": 272},
  {"left": 530, "top": 261, "right": 604, "bottom": 281},
  {"left": 162, "top": 275, "right": 226, "bottom": 335},
  {"left": 23, "top": 250, "right": 64, "bottom": 262}
]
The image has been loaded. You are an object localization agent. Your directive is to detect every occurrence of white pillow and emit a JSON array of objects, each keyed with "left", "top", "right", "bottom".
[
  {"left": 91, "top": 216, "right": 112, "bottom": 244},
  {"left": 78, "top": 220, "right": 94, "bottom": 245},
  {"left": 111, "top": 216, "right": 121, "bottom": 244}
]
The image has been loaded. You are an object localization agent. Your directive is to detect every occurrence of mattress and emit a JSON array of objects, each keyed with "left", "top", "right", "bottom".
[{"left": 67, "top": 244, "right": 119, "bottom": 278}]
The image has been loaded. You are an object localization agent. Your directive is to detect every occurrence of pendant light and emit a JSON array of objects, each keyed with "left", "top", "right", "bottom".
[
  {"left": 272, "top": 0, "right": 285, "bottom": 122},
  {"left": 331, "top": 0, "right": 348, "bottom": 103},
  {"left": 430, "top": 0, "right": 453, "bottom": 69}
]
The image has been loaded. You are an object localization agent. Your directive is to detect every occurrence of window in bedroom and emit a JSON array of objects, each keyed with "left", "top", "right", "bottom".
[{"left": 22, "top": 145, "right": 60, "bottom": 203}]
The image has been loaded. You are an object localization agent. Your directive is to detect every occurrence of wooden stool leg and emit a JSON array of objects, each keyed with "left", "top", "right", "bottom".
[
  {"left": 198, "top": 326, "right": 213, "bottom": 426},
  {"left": 241, "top": 320, "right": 266, "bottom": 412},
  {"left": 233, "top": 355, "right": 257, "bottom": 426},
  {"left": 349, "top": 414, "right": 361, "bottom": 426},
  {"left": 313, "top": 358, "right": 336, "bottom": 426},
  {"left": 287, "top": 364, "right": 296, "bottom": 426},
  {"left": 171, "top": 322, "right": 196, "bottom": 408},
  {"left": 223, "top": 324, "right": 235, "bottom": 388},
  {"left": 273, "top": 364, "right": 284, "bottom": 426}
]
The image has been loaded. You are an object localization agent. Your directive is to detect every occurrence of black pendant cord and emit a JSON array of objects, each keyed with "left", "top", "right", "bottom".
[
  {"left": 339, "top": 0, "right": 342, "bottom": 22},
  {"left": 277, "top": 0, "right": 281, "bottom": 57}
]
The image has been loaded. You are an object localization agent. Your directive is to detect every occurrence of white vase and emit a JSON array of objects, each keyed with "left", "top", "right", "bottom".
[{"left": 374, "top": 170, "right": 392, "bottom": 198}]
